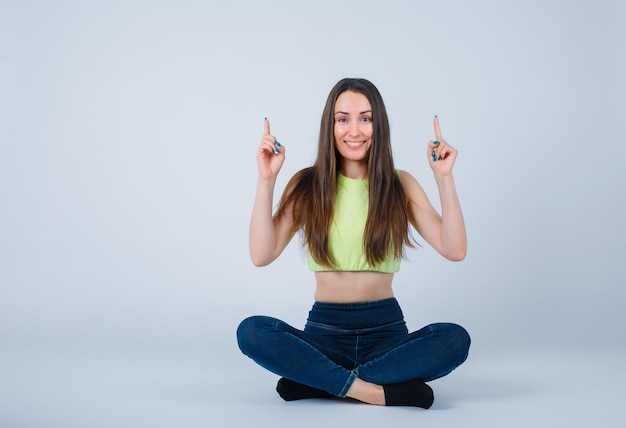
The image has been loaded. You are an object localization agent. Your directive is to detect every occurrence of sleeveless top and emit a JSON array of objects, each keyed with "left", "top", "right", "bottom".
[{"left": 306, "top": 174, "right": 401, "bottom": 273}]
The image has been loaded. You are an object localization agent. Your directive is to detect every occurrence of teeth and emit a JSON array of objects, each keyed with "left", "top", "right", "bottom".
[{"left": 346, "top": 141, "right": 363, "bottom": 147}]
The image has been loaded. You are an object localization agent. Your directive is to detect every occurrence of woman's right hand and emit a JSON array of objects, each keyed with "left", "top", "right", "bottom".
[{"left": 257, "top": 118, "right": 285, "bottom": 181}]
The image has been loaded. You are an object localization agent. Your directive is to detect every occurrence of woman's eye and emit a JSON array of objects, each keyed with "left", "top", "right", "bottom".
[
  {"left": 361, "top": 117, "right": 372, "bottom": 122},
  {"left": 337, "top": 117, "right": 347, "bottom": 123}
]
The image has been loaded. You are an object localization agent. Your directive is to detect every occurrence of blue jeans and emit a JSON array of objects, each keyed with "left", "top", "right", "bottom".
[{"left": 237, "top": 298, "right": 470, "bottom": 398}]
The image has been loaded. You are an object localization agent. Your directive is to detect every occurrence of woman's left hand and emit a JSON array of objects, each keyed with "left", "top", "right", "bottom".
[{"left": 427, "top": 116, "right": 457, "bottom": 177}]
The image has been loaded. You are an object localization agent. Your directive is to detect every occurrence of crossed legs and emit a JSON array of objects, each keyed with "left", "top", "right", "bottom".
[{"left": 237, "top": 314, "right": 469, "bottom": 408}]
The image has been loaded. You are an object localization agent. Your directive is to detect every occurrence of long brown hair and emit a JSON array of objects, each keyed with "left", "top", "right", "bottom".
[{"left": 275, "top": 78, "right": 413, "bottom": 267}]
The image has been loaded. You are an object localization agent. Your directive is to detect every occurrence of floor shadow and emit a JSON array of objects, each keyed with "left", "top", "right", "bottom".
[{"left": 431, "top": 374, "right": 537, "bottom": 410}]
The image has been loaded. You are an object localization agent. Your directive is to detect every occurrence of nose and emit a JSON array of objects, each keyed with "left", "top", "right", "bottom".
[{"left": 348, "top": 121, "right": 361, "bottom": 136}]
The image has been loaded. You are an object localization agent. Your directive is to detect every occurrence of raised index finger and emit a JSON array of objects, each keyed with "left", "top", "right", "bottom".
[
  {"left": 434, "top": 116, "right": 443, "bottom": 142},
  {"left": 264, "top": 117, "right": 271, "bottom": 135}
]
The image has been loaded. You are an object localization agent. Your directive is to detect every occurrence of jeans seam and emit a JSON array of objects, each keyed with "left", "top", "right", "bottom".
[
  {"left": 338, "top": 368, "right": 358, "bottom": 398},
  {"left": 354, "top": 331, "right": 360, "bottom": 367}
]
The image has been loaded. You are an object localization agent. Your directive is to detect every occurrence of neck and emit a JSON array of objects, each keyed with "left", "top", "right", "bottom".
[{"left": 340, "top": 160, "right": 368, "bottom": 180}]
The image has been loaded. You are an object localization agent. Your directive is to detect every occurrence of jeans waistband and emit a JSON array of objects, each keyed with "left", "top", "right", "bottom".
[{"left": 307, "top": 297, "right": 404, "bottom": 330}]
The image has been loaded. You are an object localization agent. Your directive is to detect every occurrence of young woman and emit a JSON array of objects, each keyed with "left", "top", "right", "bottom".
[{"left": 237, "top": 78, "right": 470, "bottom": 409}]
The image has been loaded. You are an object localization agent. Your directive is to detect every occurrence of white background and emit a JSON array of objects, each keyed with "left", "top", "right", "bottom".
[{"left": 1, "top": 1, "right": 625, "bottom": 427}]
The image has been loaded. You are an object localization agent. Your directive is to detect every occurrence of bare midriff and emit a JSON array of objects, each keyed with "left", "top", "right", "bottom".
[{"left": 313, "top": 271, "right": 394, "bottom": 303}]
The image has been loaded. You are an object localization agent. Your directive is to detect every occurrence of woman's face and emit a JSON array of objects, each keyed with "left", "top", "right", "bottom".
[{"left": 333, "top": 91, "right": 373, "bottom": 164}]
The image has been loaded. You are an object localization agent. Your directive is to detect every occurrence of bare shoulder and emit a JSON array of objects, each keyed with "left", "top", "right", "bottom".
[
  {"left": 398, "top": 169, "right": 430, "bottom": 207},
  {"left": 398, "top": 169, "right": 417, "bottom": 185},
  {"left": 398, "top": 169, "right": 424, "bottom": 193}
]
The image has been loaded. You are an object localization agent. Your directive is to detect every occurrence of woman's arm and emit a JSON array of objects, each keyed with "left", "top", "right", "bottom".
[
  {"left": 249, "top": 119, "right": 296, "bottom": 266},
  {"left": 400, "top": 117, "right": 467, "bottom": 261}
]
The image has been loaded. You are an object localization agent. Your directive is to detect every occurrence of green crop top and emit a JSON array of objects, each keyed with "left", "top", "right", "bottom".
[{"left": 306, "top": 174, "right": 401, "bottom": 273}]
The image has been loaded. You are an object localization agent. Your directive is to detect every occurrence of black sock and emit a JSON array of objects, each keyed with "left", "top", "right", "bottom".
[
  {"left": 276, "top": 377, "right": 333, "bottom": 401},
  {"left": 382, "top": 379, "right": 434, "bottom": 409}
]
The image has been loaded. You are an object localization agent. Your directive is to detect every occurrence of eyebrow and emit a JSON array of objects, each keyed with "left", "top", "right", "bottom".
[{"left": 334, "top": 110, "right": 373, "bottom": 115}]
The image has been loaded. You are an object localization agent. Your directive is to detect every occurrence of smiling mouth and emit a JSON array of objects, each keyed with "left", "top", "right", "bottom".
[{"left": 345, "top": 141, "right": 365, "bottom": 148}]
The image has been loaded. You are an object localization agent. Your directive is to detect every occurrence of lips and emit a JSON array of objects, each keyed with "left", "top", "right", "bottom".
[{"left": 345, "top": 141, "right": 366, "bottom": 148}]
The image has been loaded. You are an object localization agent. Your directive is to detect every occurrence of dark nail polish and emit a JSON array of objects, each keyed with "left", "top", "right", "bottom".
[
  {"left": 438, "top": 155, "right": 442, "bottom": 160},
  {"left": 275, "top": 141, "right": 281, "bottom": 147},
  {"left": 434, "top": 141, "right": 440, "bottom": 145}
]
